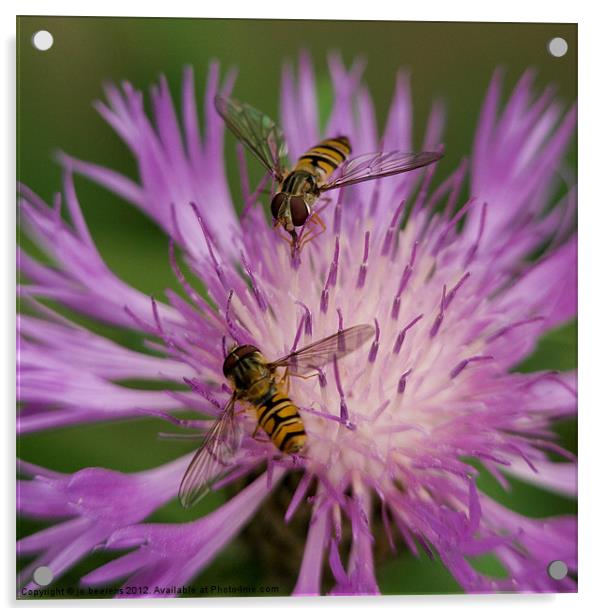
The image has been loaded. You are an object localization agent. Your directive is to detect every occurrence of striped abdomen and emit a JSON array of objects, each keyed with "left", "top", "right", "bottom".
[
  {"left": 293, "top": 136, "right": 351, "bottom": 185},
  {"left": 255, "top": 389, "right": 306, "bottom": 454}
]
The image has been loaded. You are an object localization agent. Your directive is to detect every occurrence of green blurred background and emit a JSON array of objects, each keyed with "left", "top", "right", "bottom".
[{"left": 17, "top": 17, "right": 577, "bottom": 597}]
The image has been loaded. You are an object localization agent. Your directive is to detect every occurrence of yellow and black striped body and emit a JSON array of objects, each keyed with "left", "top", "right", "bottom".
[
  {"left": 223, "top": 344, "right": 306, "bottom": 454},
  {"left": 271, "top": 136, "right": 351, "bottom": 235},
  {"left": 255, "top": 387, "right": 306, "bottom": 454},
  {"left": 293, "top": 136, "right": 352, "bottom": 185}
]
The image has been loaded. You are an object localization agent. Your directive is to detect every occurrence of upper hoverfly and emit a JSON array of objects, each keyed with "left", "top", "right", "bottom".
[
  {"left": 178, "top": 324, "right": 375, "bottom": 508},
  {"left": 215, "top": 94, "right": 442, "bottom": 255}
]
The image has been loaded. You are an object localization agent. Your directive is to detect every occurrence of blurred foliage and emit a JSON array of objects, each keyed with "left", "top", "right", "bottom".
[{"left": 17, "top": 16, "right": 576, "bottom": 597}]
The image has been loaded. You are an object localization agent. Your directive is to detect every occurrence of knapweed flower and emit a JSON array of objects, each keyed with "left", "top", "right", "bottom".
[{"left": 17, "top": 54, "right": 577, "bottom": 596}]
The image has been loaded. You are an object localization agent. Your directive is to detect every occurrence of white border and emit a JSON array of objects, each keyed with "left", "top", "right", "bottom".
[
  {"left": 4, "top": 1, "right": 599, "bottom": 614},
  {"left": 3, "top": 0, "right": 586, "bottom": 22}
]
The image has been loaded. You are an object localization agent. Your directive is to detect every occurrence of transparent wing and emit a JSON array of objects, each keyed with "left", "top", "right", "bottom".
[
  {"left": 320, "top": 151, "right": 442, "bottom": 192},
  {"left": 215, "top": 94, "right": 288, "bottom": 180},
  {"left": 268, "top": 324, "right": 375, "bottom": 375},
  {"left": 178, "top": 396, "right": 242, "bottom": 508}
]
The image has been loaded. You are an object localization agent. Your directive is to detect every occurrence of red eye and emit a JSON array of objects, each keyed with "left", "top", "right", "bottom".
[
  {"left": 271, "top": 193, "right": 286, "bottom": 219},
  {"left": 290, "top": 197, "right": 309, "bottom": 226}
]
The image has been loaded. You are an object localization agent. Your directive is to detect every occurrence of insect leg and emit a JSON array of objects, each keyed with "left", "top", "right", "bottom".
[
  {"left": 277, "top": 367, "right": 292, "bottom": 394},
  {"left": 294, "top": 211, "right": 328, "bottom": 252},
  {"left": 275, "top": 226, "right": 295, "bottom": 247},
  {"left": 278, "top": 367, "right": 322, "bottom": 391},
  {"left": 310, "top": 211, "right": 327, "bottom": 231},
  {"left": 300, "top": 406, "right": 356, "bottom": 430},
  {"left": 250, "top": 423, "right": 271, "bottom": 443},
  {"left": 297, "top": 224, "right": 326, "bottom": 250},
  {"left": 288, "top": 370, "right": 322, "bottom": 380},
  {"left": 313, "top": 196, "right": 333, "bottom": 218}
]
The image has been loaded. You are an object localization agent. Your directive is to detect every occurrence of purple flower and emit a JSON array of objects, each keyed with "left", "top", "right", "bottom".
[
  {"left": 80, "top": 468, "right": 286, "bottom": 597},
  {"left": 17, "top": 53, "right": 576, "bottom": 596},
  {"left": 17, "top": 457, "right": 187, "bottom": 592}
]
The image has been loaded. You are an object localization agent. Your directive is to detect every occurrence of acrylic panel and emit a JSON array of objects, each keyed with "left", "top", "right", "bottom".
[{"left": 16, "top": 16, "right": 577, "bottom": 599}]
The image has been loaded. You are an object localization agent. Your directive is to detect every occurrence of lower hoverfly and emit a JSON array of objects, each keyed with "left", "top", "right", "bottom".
[
  {"left": 178, "top": 324, "right": 375, "bottom": 508},
  {"left": 215, "top": 94, "right": 442, "bottom": 255}
]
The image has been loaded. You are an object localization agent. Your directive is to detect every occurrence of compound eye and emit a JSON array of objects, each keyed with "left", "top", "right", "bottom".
[
  {"left": 290, "top": 196, "right": 310, "bottom": 226},
  {"left": 271, "top": 193, "right": 286, "bottom": 219},
  {"left": 222, "top": 344, "right": 259, "bottom": 377}
]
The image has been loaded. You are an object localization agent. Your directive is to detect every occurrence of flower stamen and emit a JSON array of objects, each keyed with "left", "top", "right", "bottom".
[
  {"left": 450, "top": 355, "right": 494, "bottom": 379},
  {"left": 381, "top": 200, "right": 405, "bottom": 257},
  {"left": 391, "top": 241, "right": 418, "bottom": 320},
  {"left": 393, "top": 314, "right": 423, "bottom": 354},
  {"left": 333, "top": 356, "right": 355, "bottom": 430},
  {"left": 356, "top": 231, "right": 370, "bottom": 289},
  {"left": 397, "top": 369, "right": 412, "bottom": 394},
  {"left": 240, "top": 251, "right": 268, "bottom": 312},
  {"left": 464, "top": 202, "right": 488, "bottom": 267},
  {"left": 368, "top": 319, "right": 380, "bottom": 363}
]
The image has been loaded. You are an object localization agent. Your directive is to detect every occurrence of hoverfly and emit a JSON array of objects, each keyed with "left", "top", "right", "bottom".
[
  {"left": 178, "top": 324, "right": 375, "bottom": 508},
  {"left": 215, "top": 94, "right": 442, "bottom": 255}
]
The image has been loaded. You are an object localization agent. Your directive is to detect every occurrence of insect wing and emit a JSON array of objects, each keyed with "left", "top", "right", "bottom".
[
  {"left": 320, "top": 151, "right": 442, "bottom": 192},
  {"left": 268, "top": 324, "right": 375, "bottom": 375},
  {"left": 178, "top": 397, "right": 242, "bottom": 508},
  {"left": 215, "top": 94, "right": 288, "bottom": 180}
]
